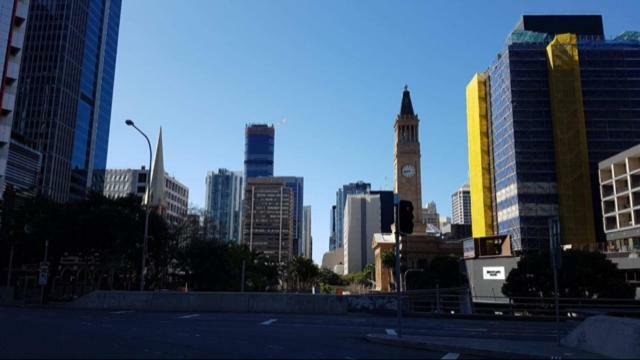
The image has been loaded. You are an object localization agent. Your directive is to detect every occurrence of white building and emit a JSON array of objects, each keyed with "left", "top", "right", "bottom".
[
  {"left": 103, "top": 128, "right": 189, "bottom": 225},
  {"left": 343, "top": 194, "right": 381, "bottom": 274},
  {"left": 452, "top": 184, "right": 471, "bottom": 225},
  {"left": 0, "top": 0, "right": 30, "bottom": 198},
  {"left": 301, "top": 205, "right": 312, "bottom": 259}
]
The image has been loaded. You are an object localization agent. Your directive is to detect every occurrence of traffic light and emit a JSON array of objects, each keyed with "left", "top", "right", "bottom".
[{"left": 398, "top": 200, "right": 414, "bottom": 234}]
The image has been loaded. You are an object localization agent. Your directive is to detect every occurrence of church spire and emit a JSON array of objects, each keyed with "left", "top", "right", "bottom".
[
  {"left": 148, "top": 127, "right": 165, "bottom": 207},
  {"left": 400, "top": 85, "right": 415, "bottom": 116}
]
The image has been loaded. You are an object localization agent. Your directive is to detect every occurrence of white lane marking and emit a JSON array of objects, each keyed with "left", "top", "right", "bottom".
[
  {"left": 110, "top": 310, "right": 133, "bottom": 314},
  {"left": 385, "top": 328, "right": 397, "bottom": 336},
  {"left": 178, "top": 314, "right": 200, "bottom": 319},
  {"left": 261, "top": 319, "right": 278, "bottom": 325},
  {"left": 441, "top": 353, "right": 460, "bottom": 360},
  {"left": 444, "top": 327, "right": 487, "bottom": 332}
]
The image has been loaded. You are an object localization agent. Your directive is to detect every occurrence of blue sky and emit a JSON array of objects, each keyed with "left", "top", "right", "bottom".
[{"left": 107, "top": 0, "right": 639, "bottom": 264}]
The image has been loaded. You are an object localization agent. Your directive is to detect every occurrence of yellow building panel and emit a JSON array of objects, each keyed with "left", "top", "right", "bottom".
[
  {"left": 466, "top": 73, "right": 495, "bottom": 238},
  {"left": 546, "top": 34, "right": 596, "bottom": 246}
]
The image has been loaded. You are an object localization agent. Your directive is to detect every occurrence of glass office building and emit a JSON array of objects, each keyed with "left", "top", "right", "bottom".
[
  {"left": 334, "top": 181, "right": 371, "bottom": 249},
  {"left": 205, "top": 169, "right": 244, "bottom": 243},
  {"left": 244, "top": 124, "right": 275, "bottom": 179},
  {"left": 281, "top": 176, "right": 304, "bottom": 255},
  {"left": 467, "top": 15, "right": 640, "bottom": 251},
  {"left": 14, "top": 0, "right": 121, "bottom": 202}
]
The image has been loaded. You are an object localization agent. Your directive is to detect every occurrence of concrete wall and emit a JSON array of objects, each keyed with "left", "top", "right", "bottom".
[
  {"left": 69, "top": 291, "right": 350, "bottom": 314},
  {"left": 464, "top": 256, "right": 520, "bottom": 303}
]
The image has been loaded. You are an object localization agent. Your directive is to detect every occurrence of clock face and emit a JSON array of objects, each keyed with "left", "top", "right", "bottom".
[{"left": 401, "top": 164, "right": 416, "bottom": 178}]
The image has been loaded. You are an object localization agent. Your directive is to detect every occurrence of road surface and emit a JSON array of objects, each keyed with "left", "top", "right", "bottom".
[{"left": 0, "top": 307, "right": 576, "bottom": 359}]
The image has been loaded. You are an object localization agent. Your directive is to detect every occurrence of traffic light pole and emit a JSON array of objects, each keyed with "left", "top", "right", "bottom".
[{"left": 394, "top": 202, "right": 402, "bottom": 338}]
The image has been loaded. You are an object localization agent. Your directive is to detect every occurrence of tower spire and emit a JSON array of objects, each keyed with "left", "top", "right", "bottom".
[{"left": 400, "top": 85, "right": 415, "bottom": 116}]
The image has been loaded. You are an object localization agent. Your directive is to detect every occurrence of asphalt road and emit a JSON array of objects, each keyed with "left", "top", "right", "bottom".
[{"left": 0, "top": 307, "right": 577, "bottom": 359}]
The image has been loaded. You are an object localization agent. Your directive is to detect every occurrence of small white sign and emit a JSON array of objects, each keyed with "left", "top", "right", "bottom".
[{"left": 482, "top": 266, "right": 505, "bottom": 280}]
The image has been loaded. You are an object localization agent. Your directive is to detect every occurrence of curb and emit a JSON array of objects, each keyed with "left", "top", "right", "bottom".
[{"left": 365, "top": 334, "right": 589, "bottom": 359}]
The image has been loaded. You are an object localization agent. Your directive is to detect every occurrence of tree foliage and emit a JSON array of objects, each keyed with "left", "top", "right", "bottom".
[
  {"left": 502, "top": 250, "right": 634, "bottom": 299},
  {"left": 406, "top": 256, "right": 466, "bottom": 290}
]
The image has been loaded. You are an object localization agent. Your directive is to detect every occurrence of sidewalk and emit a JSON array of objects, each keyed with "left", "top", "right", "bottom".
[{"left": 366, "top": 334, "right": 601, "bottom": 359}]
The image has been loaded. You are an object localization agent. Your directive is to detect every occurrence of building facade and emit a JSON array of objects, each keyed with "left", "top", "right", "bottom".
[
  {"left": 329, "top": 205, "right": 337, "bottom": 251},
  {"left": 334, "top": 181, "right": 371, "bottom": 249},
  {"left": 393, "top": 86, "right": 425, "bottom": 233},
  {"left": 301, "top": 205, "right": 312, "bottom": 259},
  {"left": 0, "top": 0, "right": 30, "bottom": 198},
  {"left": 343, "top": 194, "right": 381, "bottom": 274},
  {"left": 14, "top": 0, "right": 121, "bottom": 202},
  {"left": 244, "top": 124, "right": 275, "bottom": 179},
  {"left": 242, "top": 177, "right": 294, "bottom": 263},
  {"left": 451, "top": 184, "right": 471, "bottom": 225},
  {"left": 421, "top": 201, "right": 440, "bottom": 230},
  {"left": 102, "top": 167, "right": 189, "bottom": 225},
  {"left": 204, "top": 169, "right": 243, "bottom": 243},
  {"left": 5, "top": 134, "right": 40, "bottom": 195},
  {"left": 281, "top": 176, "right": 304, "bottom": 255},
  {"left": 466, "top": 15, "right": 640, "bottom": 251}
]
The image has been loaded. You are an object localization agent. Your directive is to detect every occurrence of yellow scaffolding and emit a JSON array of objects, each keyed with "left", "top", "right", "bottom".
[
  {"left": 466, "top": 72, "right": 495, "bottom": 238},
  {"left": 546, "top": 33, "right": 596, "bottom": 246}
]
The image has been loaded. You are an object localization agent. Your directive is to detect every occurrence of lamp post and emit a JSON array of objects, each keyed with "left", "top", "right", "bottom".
[{"left": 125, "top": 119, "right": 152, "bottom": 291}]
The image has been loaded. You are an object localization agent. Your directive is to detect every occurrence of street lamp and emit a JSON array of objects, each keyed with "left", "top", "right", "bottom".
[{"left": 125, "top": 119, "right": 152, "bottom": 291}]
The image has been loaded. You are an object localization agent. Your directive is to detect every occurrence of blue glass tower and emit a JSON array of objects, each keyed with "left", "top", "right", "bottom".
[
  {"left": 14, "top": 0, "right": 121, "bottom": 202},
  {"left": 244, "top": 124, "right": 275, "bottom": 179}
]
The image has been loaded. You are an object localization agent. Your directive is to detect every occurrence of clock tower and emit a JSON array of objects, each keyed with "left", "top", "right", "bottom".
[{"left": 393, "top": 85, "right": 425, "bottom": 233}]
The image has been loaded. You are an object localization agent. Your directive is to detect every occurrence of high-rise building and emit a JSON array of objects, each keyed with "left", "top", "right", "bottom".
[
  {"left": 343, "top": 194, "right": 381, "bottom": 274},
  {"left": 393, "top": 86, "right": 425, "bottom": 233},
  {"left": 204, "top": 169, "right": 243, "bottom": 243},
  {"left": 281, "top": 176, "right": 304, "bottom": 255},
  {"left": 244, "top": 124, "right": 275, "bottom": 179},
  {"left": 0, "top": 0, "right": 30, "bottom": 198},
  {"left": 334, "top": 181, "right": 371, "bottom": 249},
  {"left": 13, "top": 0, "right": 121, "bottom": 202},
  {"left": 242, "top": 177, "right": 294, "bottom": 263},
  {"left": 301, "top": 205, "right": 312, "bottom": 259},
  {"left": 451, "top": 184, "right": 471, "bottom": 225},
  {"left": 466, "top": 15, "right": 640, "bottom": 251},
  {"left": 421, "top": 201, "right": 440, "bottom": 230}
]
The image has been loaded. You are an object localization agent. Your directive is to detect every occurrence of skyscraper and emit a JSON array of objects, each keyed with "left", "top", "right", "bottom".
[
  {"left": 343, "top": 194, "right": 381, "bottom": 274},
  {"left": 205, "top": 169, "right": 244, "bottom": 243},
  {"left": 14, "top": 0, "right": 121, "bottom": 202},
  {"left": 451, "top": 184, "right": 471, "bottom": 225},
  {"left": 301, "top": 205, "right": 312, "bottom": 259},
  {"left": 242, "top": 177, "right": 294, "bottom": 263},
  {"left": 334, "top": 181, "right": 371, "bottom": 249},
  {"left": 281, "top": 176, "right": 304, "bottom": 255},
  {"left": 0, "top": 0, "right": 31, "bottom": 198},
  {"left": 244, "top": 124, "right": 275, "bottom": 179},
  {"left": 466, "top": 15, "right": 640, "bottom": 251}
]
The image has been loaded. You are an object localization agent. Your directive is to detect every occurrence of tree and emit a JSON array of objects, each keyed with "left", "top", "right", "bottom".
[
  {"left": 502, "top": 250, "right": 634, "bottom": 299},
  {"left": 288, "top": 256, "right": 319, "bottom": 292},
  {"left": 406, "top": 256, "right": 466, "bottom": 290},
  {"left": 381, "top": 250, "right": 396, "bottom": 288}
]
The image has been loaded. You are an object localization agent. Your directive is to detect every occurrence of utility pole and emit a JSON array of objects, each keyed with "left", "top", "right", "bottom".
[
  {"left": 394, "top": 196, "right": 402, "bottom": 338},
  {"left": 240, "top": 260, "right": 246, "bottom": 292}
]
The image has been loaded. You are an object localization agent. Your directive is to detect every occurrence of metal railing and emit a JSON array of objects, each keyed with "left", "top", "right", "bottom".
[{"left": 403, "top": 287, "right": 640, "bottom": 319}]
